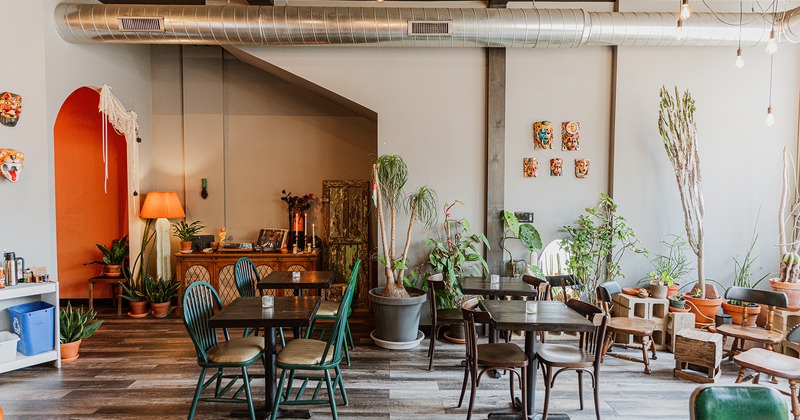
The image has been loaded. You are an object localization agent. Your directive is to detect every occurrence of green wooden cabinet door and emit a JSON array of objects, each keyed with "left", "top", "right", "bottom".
[{"left": 322, "top": 180, "right": 371, "bottom": 308}]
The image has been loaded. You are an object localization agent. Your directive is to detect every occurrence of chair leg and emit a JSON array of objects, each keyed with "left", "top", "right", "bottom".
[
  {"left": 346, "top": 321, "right": 355, "bottom": 350},
  {"left": 278, "top": 327, "right": 286, "bottom": 347},
  {"left": 324, "top": 369, "right": 339, "bottom": 420},
  {"left": 542, "top": 365, "right": 554, "bottom": 420},
  {"left": 335, "top": 365, "right": 349, "bottom": 405},
  {"left": 578, "top": 370, "right": 584, "bottom": 410},
  {"left": 508, "top": 369, "right": 515, "bottom": 408},
  {"left": 650, "top": 336, "right": 657, "bottom": 360},
  {"left": 790, "top": 380, "right": 800, "bottom": 420},
  {"left": 601, "top": 331, "right": 614, "bottom": 362},
  {"left": 735, "top": 366, "right": 748, "bottom": 383},
  {"left": 458, "top": 361, "right": 470, "bottom": 408},
  {"left": 428, "top": 324, "right": 443, "bottom": 371},
  {"left": 344, "top": 338, "right": 351, "bottom": 366},
  {"left": 188, "top": 368, "right": 207, "bottom": 420},
  {"left": 641, "top": 336, "right": 652, "bottom": 374},
  {"left": 520, "top": 367, "right": 527, "bottom": 417},
  {"left": 593, "top": 369, "right": 601, "bottom": 420},
  {"left": 272, "top": 368, "right": 288, "bottom": 420},
  {"left": 214, "top": 367, "right": 224, "bottom": 397},
  {"left": 466, "top": 364, "right": 477, "bottom": 420},
  {"left": 241, "top": 367, "right": 256, "bottom": 420},
  {"left": 285, "top": 370, "right": 297, "bottom": 400}
]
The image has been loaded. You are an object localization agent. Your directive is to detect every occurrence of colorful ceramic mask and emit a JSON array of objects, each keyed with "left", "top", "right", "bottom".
[
  {"left": 533, "top": 121, "right": 554, "bottom": 150},
  {"left": 575, "top": 158, "right": 590, "bottom": 178},
  {"left": 0, "top": 92, "right": 22, "bottom": 127},
  {"left": 0, "top": 149, "right": 23, "bottom": 182},
  {"left": 523, "top": 158, "right": 538, "bottom": 178},
  {"left": 562, "top": 121, "right": 580, "bottom": 151},
  {"left": 550, "top": 158, "right": 563, "bottom": 176}
]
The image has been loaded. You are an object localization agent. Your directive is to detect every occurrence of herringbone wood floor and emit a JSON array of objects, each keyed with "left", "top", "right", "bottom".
[{"left": 0, "top": 305, "right": 789, "bottom": 419}]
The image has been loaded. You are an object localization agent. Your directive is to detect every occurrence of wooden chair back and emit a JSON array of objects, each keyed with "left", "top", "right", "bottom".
[
  {"left": 427, "top": 273, "right": 445, "bottom": 325},
  {"left": 566, "top": 299, "right": 608, "bottom": 362},
  {"left": 787, "top": 324, "right": 800, "bottom": 344},
  {"left": 318, "top": 259, "right": 361, "bottom": 366},
  {"left": 462, "top": 298, "right": 491, "bottom": 375},
  {"left": 234, "top": 257, "right": 259, "bottom": 298},
  {"left": 547, "top": 274, "right": 581, "bottom": 303},
  {"left": 182, "top": 281, "right": 227, "bottom": 365},
  {"left": 596, "top": 281, "right": 622, "bottom": 314},
  {"left": 725, "top": 287, "right": 789, "bottom": 330},
  {"left": 522, "top": 275, "right": 550, "bottom": 301}
]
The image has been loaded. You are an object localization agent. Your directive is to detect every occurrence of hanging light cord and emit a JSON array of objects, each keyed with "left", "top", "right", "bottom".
[
  {"left": 700, "top": 0, "right": 775, "bottom": 26},
  {"left": 738, "top": 0, "right": 743, "bottom": 50},
  {"left": 768, "top": 54, "right": 774, "bottom": 108}
]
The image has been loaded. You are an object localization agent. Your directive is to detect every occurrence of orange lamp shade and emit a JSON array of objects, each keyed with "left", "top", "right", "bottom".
[{"left": 140, "top": 191, "right": 186, "bottom": 219}]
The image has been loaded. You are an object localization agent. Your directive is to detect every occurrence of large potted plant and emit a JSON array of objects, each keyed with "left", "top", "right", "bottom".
[
  {"left": 647, "top": 235, "right": 692, "bottom": 298},
  {"left": 659, "top": 86, "right": 723, "bottom": 327},
  {"left": 172, "top": 220, "right": 205, "bottom": 252},
  {"left": 85, "top": 235, "right": 128, "bottom": 277},
  {"left": 772, "top": 147, "right": 800, "bottom": 307},
  {"left": 59, "top": 302, "right": 103, "bottom": 363},
  {"left": 146, "top": 276, "right": 180, "bottom": 318},
  {"left": 501, "top": 211, "right": 544, "bottom": 278},
  {"left": 426, "top": 201, "right": 489, "bottom": 342},
  {"left": 561, "top": 193, "right": 646, "bottom": 303},
  {"left": 369, "top": 155, "right": 437, "bottom": 349}
]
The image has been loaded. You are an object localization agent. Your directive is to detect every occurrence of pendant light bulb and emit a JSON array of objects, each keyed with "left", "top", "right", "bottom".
[
  {"left": 676, "top": 19, "right": 685, "bottom": 40},
  {"left": 680, "top": 0, "right": 691, "bottom": 20},
  {"left": 766, "top": 30, "right": 778, "bottom": 55},
  {"left": 765, "top": 106, "right": 775, "bottom": 127},
  {"left": 735, "top": 49, "right": 744, "bottom": 68}
]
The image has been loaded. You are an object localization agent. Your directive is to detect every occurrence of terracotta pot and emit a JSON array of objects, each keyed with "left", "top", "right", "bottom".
[
  {"left": 769, "top": 278, "right": 800, "bottom": 309},
  {"left": 151, "top": 302, "right": 170, "bottom": 318},
  {"left": 667, "top": 284, "right": 681, "bottom": 297},
  {"left": 669, "top": 296, "right": 686, "bottom": 309},
  {"left": 443, "top": 322, "right": 466, "bottom": 344},
  {"left": 129, "top": 300, "right": 149, "bottom": 317},
  {"left": 60, "top": 339, "right": 81, "bottom": 363},
  {"left": 722, "top": 301, "right": 761, "bottom": 327},
  {"left": 180, "top": 241, "right": 192, "bottom": 252},
  {"left": 650, "top": 284, "right": 668, "bottom": 299},
  {"left": 683, "top": 293, "right": 724, "bottom": 328},
  {"left": 102, "top": 264, "right": 122, "bottom": 277}
]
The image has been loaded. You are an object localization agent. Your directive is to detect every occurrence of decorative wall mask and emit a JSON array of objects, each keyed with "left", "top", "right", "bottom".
[
  {"left": 523, "top": 158, "right": 538, "bottom": 178},
  {"left": 0, "top": 92, "right": 22, "bottom": 127},
  {"left": 575, "top": 158, "right": 590, "bottom": 178},
  {"left": 550, "top": 158, "right": 563, "bottom": 176},
  {"left": 0, "top": 149, "right": 24, "bottom": 182},
  {"left": 533, "top": 121, "right": 554, "bottom": 149},
  {"left": 562, "top": 121, "right": 580, "bottom": 151}
]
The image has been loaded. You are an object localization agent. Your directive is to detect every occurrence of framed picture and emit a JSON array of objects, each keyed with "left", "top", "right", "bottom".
[{"left": 257, "top": 228, "right": 287, "bottom": 251}]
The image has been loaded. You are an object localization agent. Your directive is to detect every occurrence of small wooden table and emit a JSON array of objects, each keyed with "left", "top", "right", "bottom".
[
  {"left": 481, "top": 300, "right": 595, "bottom": 419},
  {"left": 209, "top": 296, "right": 320, "bottom": 417},
  {"left": 88, "top": 275, "right": 126, "bottom": 316}
]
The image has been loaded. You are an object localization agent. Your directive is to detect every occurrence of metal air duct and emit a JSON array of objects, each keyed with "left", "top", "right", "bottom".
[{"left": 54, "top": 3, "right": 796, "bottom": 48}]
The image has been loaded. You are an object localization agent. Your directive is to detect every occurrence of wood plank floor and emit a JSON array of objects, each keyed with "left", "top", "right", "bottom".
[{"left": 0, "top": 307, "right": 792, "bottom": 419}]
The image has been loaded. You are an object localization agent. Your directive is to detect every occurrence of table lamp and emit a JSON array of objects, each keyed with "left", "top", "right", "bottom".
[{"left": 140, "top": 191, "right": 186, "bottom": 281}]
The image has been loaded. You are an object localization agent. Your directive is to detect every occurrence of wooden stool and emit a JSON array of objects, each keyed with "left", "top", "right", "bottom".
[
  {"left": 89, "top": 275, "right": 126, "bottom": 316},
  {"left": 734, "top": 348, "right": 800, "bottom": 419},
  {"left": 673, "top": 328, "right": 722, "bottom": 383}
]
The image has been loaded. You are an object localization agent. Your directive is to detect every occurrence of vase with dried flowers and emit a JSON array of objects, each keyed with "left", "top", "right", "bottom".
[{"left": 281, "top": 190, "right": 314, "bottom": 249}]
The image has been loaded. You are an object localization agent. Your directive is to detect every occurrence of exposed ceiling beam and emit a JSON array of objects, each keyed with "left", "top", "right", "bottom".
[{"left": 99, "top": 0, "right": 613, "bottom": 4}]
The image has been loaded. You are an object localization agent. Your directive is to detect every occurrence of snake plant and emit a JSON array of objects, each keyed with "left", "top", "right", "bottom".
[{"left": 59, "top": 302, "right": 103, "bottom": 344}]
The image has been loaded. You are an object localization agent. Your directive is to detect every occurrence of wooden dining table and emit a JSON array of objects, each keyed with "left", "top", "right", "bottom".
[
  {"left": 208, "top": 296, "right": 321, "bottom": 418},
  {"left": 480, "top": 300, "right": 595, "bottom": 420},
  {"left": 460, "top": 276, "right": 542, "bottom": 343},
  {"left": 257, "top": 270, "right": 334, "bottom": 338}
]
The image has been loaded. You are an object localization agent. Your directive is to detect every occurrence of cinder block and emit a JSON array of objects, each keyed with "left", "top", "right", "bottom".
[{"left": 666, "top": 312, "right": 696, "bottom": 353}]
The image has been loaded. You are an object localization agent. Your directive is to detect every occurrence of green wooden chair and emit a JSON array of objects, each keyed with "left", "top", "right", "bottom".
[
  {"left": 270, "top": 261, "right": 359, "bottom": 420},
  {"left": 306, "top": 260, "right": 360, "bottom": 366},
  {"left": 182, "top": 281, "right": 266, "bottom": 420},
  {"left": 690, "top": 384, "right": 789, "bottom": 420},
  {"left": 234, "top": 257, "right": 285, "bottom": 346}
]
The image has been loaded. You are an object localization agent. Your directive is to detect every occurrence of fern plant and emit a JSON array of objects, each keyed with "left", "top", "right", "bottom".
[{"left": 59, "top": 302, "right": 103, "bottom": 344}]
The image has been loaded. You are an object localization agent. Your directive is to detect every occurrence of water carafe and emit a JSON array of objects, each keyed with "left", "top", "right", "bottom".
[{"left": 4, "top": 252, "right": 23, "bottom": 286}]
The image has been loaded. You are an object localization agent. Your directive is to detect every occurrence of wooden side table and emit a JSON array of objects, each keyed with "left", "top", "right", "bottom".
[{"left": 88, "top": 275, "right": 126, "bottom": 316}]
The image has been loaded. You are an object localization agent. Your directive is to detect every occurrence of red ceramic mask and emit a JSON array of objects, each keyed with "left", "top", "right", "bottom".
[
  {"left": 0, "top": 149, "right": 24, "bottom": 182},
  {"left": 0, "top": 92, "right": 22, "bottom": 127}
]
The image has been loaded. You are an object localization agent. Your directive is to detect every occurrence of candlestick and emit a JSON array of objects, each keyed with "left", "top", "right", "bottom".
[
  {"left": 304, "top": 213, "right": 307, "bottom": 237},
  {"left": 312, "top": 223, "right": 316, "bottom": 248}
]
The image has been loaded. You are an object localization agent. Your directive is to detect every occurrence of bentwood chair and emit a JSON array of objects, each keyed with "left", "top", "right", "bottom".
[
  {"left": 518, "top": 275, "right": 550, "bottom": 343},
  {"left": 717, "top": 286, "right": 789, "bottom": 360},
  {"left": 597, "top": 281, "right": 658, "bottom": 374},
  {"left": 182, "top": 281, "right": 266, "bottom": 420},
  {"left": 537, "top": 299, "right": 608, "bottom": 420},
  {"left": 458, "top": 298, "right": 528, "bottom": 420},
  {"left": 234, "top": 257, "right": 285, "bottom": 346},
  {"left": 690, "top": 384, "right": 790, "bottom": 420},
  {"left": 307, "top": 260, "right": 360, "bottom": 366},
  {"left": 427, "top": 272, "right": 464, "bottom": 370},
  {"left": 547, "top": 274, "right": 581, "bottom": 303},
  {"left": 271, "top": 261, "right": 359, "bottom": 420}
]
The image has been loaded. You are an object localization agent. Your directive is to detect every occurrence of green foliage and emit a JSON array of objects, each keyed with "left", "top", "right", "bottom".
[
  {"left": 648, "top": 235, "right": 692, "bottom": 286},
  {"left": 561, "top": 193, "right": 646, "bottom": 302},
  {"left": 172, "top": 220, "right": 206, "bottom": 242},
  {"left": 86, "top": 235, "right": 129, "bottom": 266},
  {"left": 501, "top": 211, "right": 543, "bottom": 277},
  {"left": 120, "top": 280, "right": 147, "bottom": 302},
  {"left": 427, "top": 201, "right": 490, "bottom": 309},
  {"left": 59, "top": 302, "right": 103, "bottom": 344},
  {"left": 145, "top": 276, "right": 180, "bottom": 304}
]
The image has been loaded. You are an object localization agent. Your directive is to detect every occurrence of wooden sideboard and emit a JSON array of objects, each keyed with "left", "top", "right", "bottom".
[{"left": 175, "top": 252, "right": 320, "bottom": 308}]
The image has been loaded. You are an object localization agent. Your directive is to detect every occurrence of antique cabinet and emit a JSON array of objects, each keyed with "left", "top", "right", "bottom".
[{"left": 175, "top": 252, "right": 319, "bottom": 308}]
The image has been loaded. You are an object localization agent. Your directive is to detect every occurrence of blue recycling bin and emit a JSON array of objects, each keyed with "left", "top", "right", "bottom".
[{"left": 8, "top": 301, "right": 55, "bottom": 356}]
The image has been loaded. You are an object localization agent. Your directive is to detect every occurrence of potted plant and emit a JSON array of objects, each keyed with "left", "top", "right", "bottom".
[
  {"left": 369, "top": 155, "right": 437, "bottom": 349},
  {"left": 772, "top": 147, "right": 800, "bottom": 307},
  {"left": 668, "top": 295, "right": 688, "bottom": 311},
  {"left": 85, "top": 235, "right": 128, "bottom": 277},
  {"left": 146, "top": 276, "right": 180, "bottom": 318},
  {"left": 721, "top": 232, "right": 770, "bottom": 326},
  {"left": 647, "top": 235, "right": 692, "bottom": 298},
  {"left": 171, "top": 220, "right": 205, "bottom": 252},
  {"left": 561, "top": 193, "right": 646, "bottom": 303},
  {"left": 59, "top": 302, "right": 103, "bottom": 363},
  {"left": 426, "top": 201, "right": 489, "bottom": 342},
  {"left": 121, "top": 278, "right": 149, "bottom": 317},
  {"left": 501, "top": 211, "right": 545, "bottom": 278}
]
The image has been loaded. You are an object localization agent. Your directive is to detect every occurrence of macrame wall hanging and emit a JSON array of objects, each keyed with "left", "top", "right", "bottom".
[{"left": 98, "top": 84, "right": 139, "bottom": 194}]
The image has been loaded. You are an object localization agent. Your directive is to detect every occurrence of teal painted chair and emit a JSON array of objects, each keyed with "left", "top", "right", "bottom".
[
  {"left": 690, "top": 384, "right": 789, "bottom": 420},
  {"left": 234, "top": 257, "right": 285, "bottom": 346},
  {"left": 270, "top": 261, "right": 359, "bottom": 420},
  {"left": 307, "top": 260, "right": 360, "bottom": 366},
  {"left": 182, "top": 281, "right": 266, "bottom": 420}
]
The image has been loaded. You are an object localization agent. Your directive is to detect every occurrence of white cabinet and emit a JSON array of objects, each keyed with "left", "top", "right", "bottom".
[{"left": 0, "top": 282, "right": 60, "bottom": 374}]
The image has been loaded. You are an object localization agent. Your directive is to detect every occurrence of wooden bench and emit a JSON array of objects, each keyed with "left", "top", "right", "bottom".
[{"left": 89, "top": 275, "right": 126, "bottom": 316}]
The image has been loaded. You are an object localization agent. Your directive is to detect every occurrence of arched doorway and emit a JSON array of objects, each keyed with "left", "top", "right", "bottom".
[{"left": 54, "top": 87, "right": 128, "bottom": 299}]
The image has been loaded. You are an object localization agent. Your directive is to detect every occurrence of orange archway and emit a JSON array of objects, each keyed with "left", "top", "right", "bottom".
[{"left": 54, "top": 87, "right": 128, "bottom": 299}]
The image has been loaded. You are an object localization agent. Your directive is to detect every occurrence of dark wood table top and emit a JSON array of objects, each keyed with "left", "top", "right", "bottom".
[
  {"left": 257, "top": 270, "right": 335, "bottom": 290},
  {"left": 208, "top": 296, "right": 320, "bottom": 329},
  {"left": 480, "top": 300, "right": 595, "bottom": 333},
  {"left": 459, "top": 276, "right": 539, "bottom": 298}
]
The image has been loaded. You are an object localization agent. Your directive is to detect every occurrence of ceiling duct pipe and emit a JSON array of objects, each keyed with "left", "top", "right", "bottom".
[{"left": 54, "top": 3, "right": 795, "bottom": 48}]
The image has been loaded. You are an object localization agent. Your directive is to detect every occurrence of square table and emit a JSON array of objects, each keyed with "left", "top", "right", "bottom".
[
  {"left": 480, "top": 300, "right": 594, "bottom": 419},
  {"left": 258, "top": 271, "right": 334, "bottom": 338},
  {"left": 209, "top": 296, "right": 321, "bottom": 418},
  {"left": 460, "top": 276, "right": 541, "bottom": 298}
]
